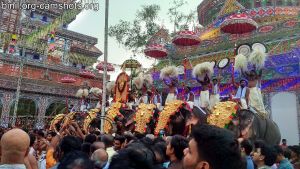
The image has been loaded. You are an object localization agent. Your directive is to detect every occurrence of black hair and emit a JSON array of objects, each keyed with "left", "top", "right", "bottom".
[
  {"left": 84, "top": 134, "right": 97, "bottom": 144},
  {"left": 152, "top": 141, "right": 168, "bottom": 163},
  {"left": 274, "top": 145, "right": 284, "bottom": 155},
  {"left": 101, "top": 134, "right": 114, "bottom": 148},
  {"left": 114, "top": 135, "right": 126, "bottom": 144},
  {"left": 58, "top": 151, "right": 94, "bottom": 169},
  {"left": 37, "top": 130, "right": 45, "bottom": 138},
  {"left": 94, "top": 131, "right": 101, "bottom": 136},
  {"left": 283, "top": 148, "right": 292, "bottom": 160},
  {"left": 241, "top": 139, "right": 253, "bottom": 156},
  {"left": 109, "top": 144, "right": 155, "bottom": 169},
  {"left": 124, "top": 134, "right": 136, "bottom": 144},
  {"left": 191, "top": 124, "right": 246, "bottom": 169},
  {"left": 48, "top": 131, "right": 57, "bottom": 137},
  {"left": 170, "top": 135, "right": 188, "bottom": 160},
  {"left": 59, "top": 136, "right": 82, "bottom": 159},
  {"left": 81, "top": 142, "right": 92, "bottom": 156},
  {"left": 254, "top": 140, "right": 277, "bottom": 166},
  {"left": 29, "top": 133, "right": 36, "bottom": 147},
  {"left": 288, "top": 145, "right": 300, "bottom": 156}
]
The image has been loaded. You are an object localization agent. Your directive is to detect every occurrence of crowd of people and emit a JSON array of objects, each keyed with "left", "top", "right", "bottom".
[{"left": 0, "top": 123, "right": 299, "bottom": 169}]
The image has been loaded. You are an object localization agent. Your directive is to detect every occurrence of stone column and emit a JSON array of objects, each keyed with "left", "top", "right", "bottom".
[
  {"left": 35, "top": 96, "right": 48, "bottom": 129},
  {"left": 0, "top": 92, "right": 14, "bottom": 128}
]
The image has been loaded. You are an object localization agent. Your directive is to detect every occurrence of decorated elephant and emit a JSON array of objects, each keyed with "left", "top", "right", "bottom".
[{"left": 207, "top": 101, "right": 281, "bottom": 145}]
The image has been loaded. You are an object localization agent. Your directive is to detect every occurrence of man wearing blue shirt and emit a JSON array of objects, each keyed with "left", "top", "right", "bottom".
[{"left": 274, "top": 145, "right": 293, "bottom": 169}]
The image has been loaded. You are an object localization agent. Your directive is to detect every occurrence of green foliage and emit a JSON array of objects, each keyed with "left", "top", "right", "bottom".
[
  {"left": 168, "top": 0, "right": 196, "bottom": 32},
  {"left": 108, "top": 5, "right": 161, "bottom": 53}
]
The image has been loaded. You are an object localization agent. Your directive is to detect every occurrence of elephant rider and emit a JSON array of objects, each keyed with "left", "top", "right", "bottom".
[
  {"left": 160, "top": 66, "right": 179, "bottom": 104},
  {"left": 244, "top": 70, "right": 266, "bottom": 116},
  {"left": 193, "top": 62, "right": 214, "bottom": 110},
  {"left": 209, "top": 76, "right": 221, "bottom": 109},
  {"left": 234, "top": 79, "right": 248, "bottom": 109},
  {"left": 133, "top": 73, "right": 153, "bottom": 104},
  {"left": 150, "top": 88, "right": 162, "bottom": 109},
  {"left": 183, "top": 86, "right": 195, "bottom": 108}
]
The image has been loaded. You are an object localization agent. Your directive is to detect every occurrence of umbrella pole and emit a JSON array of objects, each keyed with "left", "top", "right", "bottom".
[
  {"left": 131, "top": 67, "right": 133, "bottom": 90},
  {"left": 101, "top": 0, "right": 109, "bottom": 132}
]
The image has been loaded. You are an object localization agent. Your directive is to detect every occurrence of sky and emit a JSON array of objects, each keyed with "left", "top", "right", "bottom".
[{"left": 69, "top": 0, "right": 203, "bottom": 80}]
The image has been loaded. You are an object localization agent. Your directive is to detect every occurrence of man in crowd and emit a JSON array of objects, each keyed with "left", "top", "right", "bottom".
[
  {"left": 166, "top": 135, "right": 188, "bottom": 169},
  {"left": 91, "top": 148, "right": 108, "bottom": 169},
  {"left": 0, "top": 129, "right": 30, "bottom": 169},
  {"left": 252, "top": 141, "right": 277, "bottom": 169},
  {"left": 241, "top": 139, "right": 255, "bottom": 169},
  {"left": 182, "top": 124, "right": 245, "bottom": 169},
  {"left": 114, "top": 135, "right": 125, "bottom": 152},
  {"left": 274, "top": 145, "right": 293, "bottom": 169},
  {"left": 101, "top": 134, "right": 116, "bottom": 162},
  {"left": 281, "top": 139, "right": 288, "bottom": 149}
]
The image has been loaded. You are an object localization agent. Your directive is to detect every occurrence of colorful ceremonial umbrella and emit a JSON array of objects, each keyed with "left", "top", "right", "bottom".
[
  {"left": 220, "top": 13, "right": 258, "bottom": 34},
  {"left": 144, "top": 44, "right": 168, "bottom": 59},
  {"left": 172, "top": 30, "right": 200, "bottom": 46},
  {"left": 80, "top": 70, "right": 96, "bottom": 79},
  {"left": 96, "top": 61, "right": 115, "bottom": 72},
  {"left": 121, "top": 58, "right": 142, "bottom": 90}
]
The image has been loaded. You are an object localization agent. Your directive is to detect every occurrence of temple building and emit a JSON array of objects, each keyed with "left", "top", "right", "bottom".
[{"left": 0, "top": 0, "right": 104, "bottom": 128}]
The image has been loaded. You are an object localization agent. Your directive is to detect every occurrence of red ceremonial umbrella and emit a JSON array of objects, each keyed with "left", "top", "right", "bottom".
[
  {"left": 96, "top": 61, "right": 115, "bottom": 72},
  {"left": 60, "top": 75, "right": 76, "bottom": 114},
  {"left": 220, "top": 13, "right": 258, "bottom": 34},
  {"left": 80, "top": 70, "right": 95, "bottom": 79},
  {"left": 172, "top": 30, "right": 200, "bottom": 46},
  {"left": 144, "top": 44, "right": 168, "bottom": 59}
]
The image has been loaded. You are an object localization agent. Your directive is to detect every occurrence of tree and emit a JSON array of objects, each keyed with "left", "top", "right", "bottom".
[
  {"left": 108, "top": 4, "right": 161, "bottom": 53},
  {"left": 108, "top": 1, "right": 197, "bottom": 53},
  {"left": 168, "top": 0, "right": 197, "bottom": 33}
]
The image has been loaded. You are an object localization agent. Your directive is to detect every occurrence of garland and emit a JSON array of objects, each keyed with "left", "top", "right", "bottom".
[{"left": 21, "top": 8, "right": 81, "bottom": 47}]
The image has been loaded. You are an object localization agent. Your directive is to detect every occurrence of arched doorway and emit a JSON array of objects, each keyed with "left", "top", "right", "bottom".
[
  {"left": 9, "top": 98, "right": 37, "bottom": 128},
  {"left": 46, "top": 101, "right": 66, "bottom": 117},
  {"left": 271, "top": 92, "right": 299, "bottom": 145},
  {"left": 9, "top": 98, "right": 37, "bottom": 117}
]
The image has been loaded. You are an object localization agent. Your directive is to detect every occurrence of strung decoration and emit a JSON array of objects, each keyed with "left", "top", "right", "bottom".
[
  {"left": 48, "top": 31, "right": 56, "bottom": 52},
  {"left": 23, "top": 9, "right": 81, "bottom": 47},
  {"left": 9, "top": 34, "right": 17, "bottom": 54}
]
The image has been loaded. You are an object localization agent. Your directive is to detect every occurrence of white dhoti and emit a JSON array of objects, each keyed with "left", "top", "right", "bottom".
[
  {"left": 209, "top": 94, "right": 220, "bottom": 109},
  {"left": 165, "top": 93, "right": 177, "bottom": 104},
  {"left": 240, "top": 98, "right": 248, "bottom": 109},
  {"left": 199, "top": 90, "right": 210, "bottom": 108},
  {"left": 249, "top": 87, "right": 266, "bottom": 115}
]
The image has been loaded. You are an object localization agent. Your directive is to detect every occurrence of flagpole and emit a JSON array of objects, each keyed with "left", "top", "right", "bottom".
[{"left": 101, "top": 0, "right": 109, "bottom": 132}]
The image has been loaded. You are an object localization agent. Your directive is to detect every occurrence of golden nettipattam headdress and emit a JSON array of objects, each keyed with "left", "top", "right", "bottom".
[
  {"left": 49, "top": 114, "right": 65, "bottom": 132},
  {"left": 104, "top": 102, "right": 123, "bottom": 133},
  {"left": 134, "top": 103, "right": 156, "bottom": 134},
  {"left": 207, "top": 101, "right": 239, "bottom": 128},
  {"left": 154, "top": 100, "right": 184, "bottom": 135},
  {"left": 83, "top": 109, "right": 100, "bottom": 133}
]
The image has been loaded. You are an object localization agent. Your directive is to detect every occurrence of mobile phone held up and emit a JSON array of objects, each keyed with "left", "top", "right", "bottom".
[{"left": 159, "top": 129, "right": 165, "bottom": 138}]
